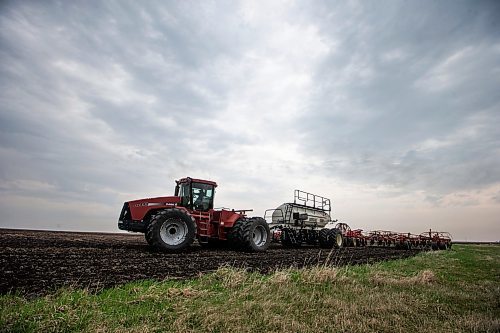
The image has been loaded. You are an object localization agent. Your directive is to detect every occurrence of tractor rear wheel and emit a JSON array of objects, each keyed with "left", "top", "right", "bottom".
[
  {"left": 145, "top": 208, "right": 196, "bottom": 252},
  {"left": 229, "top": 217, "right": 271, "bottom": 252},
  {"left": 319, "top": 228, "right": 334, "bottom": 248}
]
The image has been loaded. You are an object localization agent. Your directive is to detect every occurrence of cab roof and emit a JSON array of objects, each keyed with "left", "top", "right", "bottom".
[{"left": 176, "top": 177, "right": 218, "bottom": 187}]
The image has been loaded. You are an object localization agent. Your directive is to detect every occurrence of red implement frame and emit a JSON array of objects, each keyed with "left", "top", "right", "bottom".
[{"left": 337, "top": 224, "right": 452, "bottom": 250}]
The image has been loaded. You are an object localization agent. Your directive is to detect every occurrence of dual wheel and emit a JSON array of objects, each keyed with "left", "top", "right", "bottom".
[
  {"left": 145, "top": 209, "right": 271, "bottom": 252},
  {"left": 227, "top": 217, "right": 271, "bottom": 252},
  {"left": 319, "top": 228, "right": 344, "bottom": 249}
]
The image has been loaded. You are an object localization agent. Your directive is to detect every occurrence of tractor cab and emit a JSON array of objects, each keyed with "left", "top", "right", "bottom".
[{"left": 175, "top": 177, "right": 217, "bottom": 212}]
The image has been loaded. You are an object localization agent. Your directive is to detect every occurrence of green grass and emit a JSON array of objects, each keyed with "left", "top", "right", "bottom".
[{"left": 1, "top": 245, "right": 499, "bottom": 332}]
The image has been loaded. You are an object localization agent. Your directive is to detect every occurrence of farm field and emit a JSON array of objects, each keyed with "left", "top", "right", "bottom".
[
  {"left": 0, "top": 230, "right": 499, "bottom": 332},
  {"left": 0, "top": 229, "right": 420, "bottom": 296}
]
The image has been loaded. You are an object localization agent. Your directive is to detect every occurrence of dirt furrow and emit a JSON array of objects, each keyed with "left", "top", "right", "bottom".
[{"left": 0, "top": 229, "right": 421, "bottom": 297}]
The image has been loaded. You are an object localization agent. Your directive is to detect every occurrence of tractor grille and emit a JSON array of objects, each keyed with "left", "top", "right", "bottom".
[{"left": 119, "top": 203, "right": 130, "bottom": 221}]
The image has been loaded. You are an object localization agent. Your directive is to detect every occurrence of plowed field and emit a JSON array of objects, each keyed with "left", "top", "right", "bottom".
[{"left": 0, "top": 229, "right": 421, "bottom": 297}]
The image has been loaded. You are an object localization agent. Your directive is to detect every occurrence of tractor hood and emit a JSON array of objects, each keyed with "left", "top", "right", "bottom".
[
  {"left": 124, "top": 196, "right": 182, "bottom": 221},
  {"left": 127, "top": 196, "right": 181, "bottom": 207}
]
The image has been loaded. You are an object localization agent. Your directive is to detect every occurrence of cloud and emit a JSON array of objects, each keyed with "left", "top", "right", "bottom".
[
  {"left": 0, "top": 1, "right": 499, "bottom": 240},
  {"left": 297, "top": 0, "right": 500, "bottom": 195},
  {"left": 0, "top": 0, "right": 327, "bottom": 227}
]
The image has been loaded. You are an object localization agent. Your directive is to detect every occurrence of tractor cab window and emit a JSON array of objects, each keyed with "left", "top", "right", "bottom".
[
  {"left": 192, "top": 182, "right": 214, "bottom": 211},
  {"left": 178, "top": 183, "right": 191, "bottom": 208}
]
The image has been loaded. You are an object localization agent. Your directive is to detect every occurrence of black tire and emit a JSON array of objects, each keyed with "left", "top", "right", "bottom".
[
  {"left": 431, "top": 242, "right": 439, "bottom": 251},
  {"left": 228, "top": 217, "right": 271, "bottom": 252},
  {"left": 144, "top": 214, "right": 156, "bottom": 246},
  {"left": 145, "top": 208, "right": 196, "bottom": 252},
  {"left": 438, "top": 242, "right": 446, "bottom": 250},
  {"left": 319, "top": 228, "right": 334, "bottom": 248},
  {"left": 330, "top": 229, "right": 343, "bottom": 249},
  {"left": 145, "top": 233, "right": 154, "bottom": 246},
  {"left": 280, "top": 228, "right": 301, "bottom": 248}
]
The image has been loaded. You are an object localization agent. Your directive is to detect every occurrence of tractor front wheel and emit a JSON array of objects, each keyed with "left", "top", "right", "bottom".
[{"left": 145, "top": 208, "right": 196, "bottom": 252}]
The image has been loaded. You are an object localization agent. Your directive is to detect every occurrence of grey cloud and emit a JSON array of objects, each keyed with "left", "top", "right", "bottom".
[
  {"left": 0, "top": 0, "right": 499, "bottom": 239},
  {"left": 0, "top": 1, "right": 265, "bottom": 231},
  {"left": 298, "top": 0, "right": 500, "bottom": 195}
]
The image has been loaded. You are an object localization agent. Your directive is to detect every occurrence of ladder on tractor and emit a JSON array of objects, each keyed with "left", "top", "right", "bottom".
[{"left": 195, "top": 212, "right": 211, "bottom": 244}]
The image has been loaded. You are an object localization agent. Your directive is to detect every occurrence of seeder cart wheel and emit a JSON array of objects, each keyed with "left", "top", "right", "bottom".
[{"left": 319, "top": 228, "right": 334, "bottom": 248}]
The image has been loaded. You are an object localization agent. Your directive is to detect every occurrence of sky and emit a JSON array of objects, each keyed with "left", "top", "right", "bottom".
[{"left": 1, "top": 0, "right": 499, "bottom": 241}]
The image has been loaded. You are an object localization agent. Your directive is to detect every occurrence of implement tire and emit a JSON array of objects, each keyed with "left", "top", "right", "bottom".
[
  {"left": 319, "top": 228, "right": 334, "bottom": 248},
  {"left": 145, "top": 208, "right": 196, "bottom": 252},
  {"left": 280, "top": 228, "right": 301, "bottom": 248},
  {"left": 228, "top": 217, "right": 271, "bottom": 252},
  {"left": 331, "top": 229, "right": 343, "bottom": 249}
]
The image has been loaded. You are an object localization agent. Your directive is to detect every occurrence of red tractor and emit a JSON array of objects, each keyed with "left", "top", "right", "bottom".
[{"left": 118, "top": 177, "right": 271, "bottom": 252}]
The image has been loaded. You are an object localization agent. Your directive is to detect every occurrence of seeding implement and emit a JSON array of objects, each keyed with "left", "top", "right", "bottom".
[
  {"left": 266, "top": 190, "right": 452, "bottom": 250},
  {"left": 118, "top": 177, "right": 271, "bottom": 252}
]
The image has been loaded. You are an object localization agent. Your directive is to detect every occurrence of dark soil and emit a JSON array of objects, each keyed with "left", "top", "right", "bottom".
[{"left": 0, "top": 229, "right": 422, "bottom": 297}]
